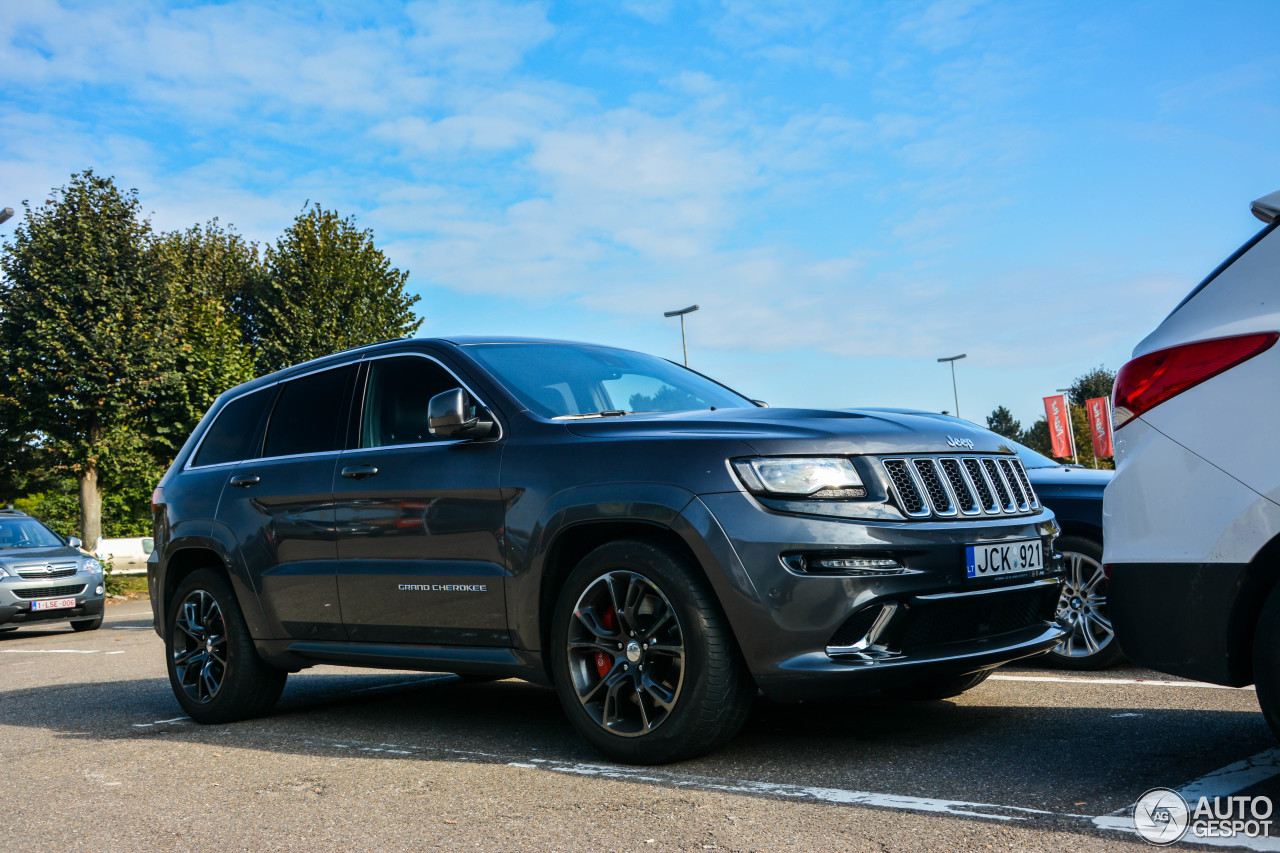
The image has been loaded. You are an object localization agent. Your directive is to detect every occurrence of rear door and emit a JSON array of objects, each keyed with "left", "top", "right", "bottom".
[
  {"left": 216, "top": 364, "right": 356, "bottom": 641},
  {"left": 332, "top": 353, "right": 508, "bottom": 646}
]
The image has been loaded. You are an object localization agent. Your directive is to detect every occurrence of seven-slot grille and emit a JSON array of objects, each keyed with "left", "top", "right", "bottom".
[
  {"left": 15, "top": 562, "right": 79, "bottom": 580},
  {"left": 882, "top": 456, "right": 1039, "bottom": 519}
]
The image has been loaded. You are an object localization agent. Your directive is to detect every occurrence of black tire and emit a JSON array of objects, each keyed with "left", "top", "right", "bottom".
[
  {"left": 884, "top": 669, "right": 992, "bottom": 701},
  {"left": 71, "top": 617, "right": 103, "bottom": 632},
  {"left": 1046, "top": 535, "right": 1124, "bottom": 671},
  {"left": 165, "top": 568, "right": 286, "bottom": 724},
  {"left": 550, "top": 539, "right": 753, "bottom": 764},
  {"left": 1254, "top": 585, "right": 1280, "bottom": 740}
]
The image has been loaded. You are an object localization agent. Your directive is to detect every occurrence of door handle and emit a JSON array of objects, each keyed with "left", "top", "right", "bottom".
[
  {"left": 229, "top": 474, "right": 260, "bottom": 488},
  {"left": 340, "top": 465, "right": 379, "bottom": 480}
]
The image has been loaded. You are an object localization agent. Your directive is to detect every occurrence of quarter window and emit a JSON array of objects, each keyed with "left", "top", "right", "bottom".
[
  {"left": 193, "top": 386, "right": 275, "bottom": 467},
  {"left": 361, "top": 357, "right": 460, "bottom": 448},
  {"left": 263, "top": 366, "right": 355, "bottom": 458}
]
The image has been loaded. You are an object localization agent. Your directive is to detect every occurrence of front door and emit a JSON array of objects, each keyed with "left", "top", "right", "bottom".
[{"left": 333, "top": 353, "right": 508, "bottom": 646}]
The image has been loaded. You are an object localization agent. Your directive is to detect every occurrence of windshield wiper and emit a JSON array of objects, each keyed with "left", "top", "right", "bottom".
[{"left": 552, "top": 410, "right": 629, "bottom": 420}]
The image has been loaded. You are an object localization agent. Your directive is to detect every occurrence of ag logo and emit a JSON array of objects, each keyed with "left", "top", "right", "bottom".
[
  {"left": 946, "top": 435, "right": 975, "bottom": 450},
  {"left": 1133, "top": 787, "right": 1190, "bottom": 845}
]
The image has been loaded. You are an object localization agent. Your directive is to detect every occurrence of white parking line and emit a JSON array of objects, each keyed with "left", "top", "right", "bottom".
[
  {"left": 991, "top": 674, "right": 1254, "bottom": 691},
  {"left": 1093, "top": 749, "right": 1280, "bottom": 850},
  {"left": 0, "top": 649, "right": 99, "bottom": 654}
]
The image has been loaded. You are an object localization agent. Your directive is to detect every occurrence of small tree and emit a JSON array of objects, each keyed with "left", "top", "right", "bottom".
[
  {"left": 244, "top": 205, "right": 421, "bottom": 374},
  {"left": 0, "top": 171, "right": 191, "bottom": 544},
  {"left": 1068, "top": 366, "right": 1115, "bottom": 407},
  {"left": 985, "top": 406, "right": 1022, "bottom": 440}
]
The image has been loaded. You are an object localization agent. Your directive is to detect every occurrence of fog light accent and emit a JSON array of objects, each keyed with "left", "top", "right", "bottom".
[
  {"left": 811, "top": 557, "right": 902, "bottom": 572},
  {"left": 95, "top": 585, "right": 104, "bottom": 595}
]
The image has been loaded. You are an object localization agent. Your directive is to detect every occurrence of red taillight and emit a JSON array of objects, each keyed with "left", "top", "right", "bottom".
[
  {"left": 151, "top": 487, "right": 164, "bottom": 515},
  {"left": 1103, "top": 563, "right": 1112, "bottom": 581},
  {"left": 1112, "top": 331, "right": 1278, "bottom": 428}
]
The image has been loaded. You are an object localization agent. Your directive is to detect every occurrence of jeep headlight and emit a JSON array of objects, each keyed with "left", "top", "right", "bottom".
[
  {"left": 83, "top": 558, "right": 102, "bottom": 574},
  {"left": 0, "top": 565, "right": 9, "bottom": 578},
  {"left": 732, "top": 457, "right": 866, "bottom": 499}
]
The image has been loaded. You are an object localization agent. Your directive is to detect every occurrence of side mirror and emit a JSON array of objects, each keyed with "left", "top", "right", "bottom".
[
  {"left": 428, "top": 388, "right": 496, "bottom": 440},
  {"left": 68, "top": 536, "right": 83, "bottom": 549},
  {"left": 142, "top": 538, "right": 155, "bottom": 555}
]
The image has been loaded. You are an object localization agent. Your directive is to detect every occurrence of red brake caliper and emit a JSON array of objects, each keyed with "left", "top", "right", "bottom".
[{"left": 594, "top": 607, "right": 618, "bottom": 678}]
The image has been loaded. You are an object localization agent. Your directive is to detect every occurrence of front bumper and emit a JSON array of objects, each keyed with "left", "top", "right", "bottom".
[
  {"left": 693, "top": 491, "right": 1067, "bottom": 701},
  {"left": 0, "top": 574, "right": 107, "bottom": 627}
]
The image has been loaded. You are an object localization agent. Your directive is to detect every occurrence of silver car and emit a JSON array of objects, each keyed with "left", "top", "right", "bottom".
[{"left": 0, "top": 510, "right": 106, "bottom": 633}]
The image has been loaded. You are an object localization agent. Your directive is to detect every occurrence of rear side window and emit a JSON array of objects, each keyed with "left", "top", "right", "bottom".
[
  {"left": 192, "top": 387, "right": 275, "bottom": 467},
  {"left": 263, "top": 366, "right": 355, "bottom": 458},
  {"left": 361, "top": 356, "right": 461, "bottom": 447}
]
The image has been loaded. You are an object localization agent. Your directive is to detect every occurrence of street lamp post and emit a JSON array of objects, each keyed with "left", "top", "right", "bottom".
[
  {"left": 664, "top": 304, "right": 699, "bottom": 367},
  {"left": 937, "top": 354, "right": 966, "bottom": 419},
  {"left": 0, "top": 208, "right": 13, "bottom": 225}
]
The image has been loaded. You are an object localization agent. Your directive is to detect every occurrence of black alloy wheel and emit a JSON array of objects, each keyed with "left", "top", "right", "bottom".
[
  {"left": 550, "top": 539, "right": 753, "bottom": 764},
  {"left": 164, "top": 568, "right": 286, "bottom": 723}
]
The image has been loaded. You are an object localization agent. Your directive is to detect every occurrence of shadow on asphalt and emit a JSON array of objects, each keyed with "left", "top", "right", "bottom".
[{"left": 0, "top": 657, "right": 1272, "bottom": 812}]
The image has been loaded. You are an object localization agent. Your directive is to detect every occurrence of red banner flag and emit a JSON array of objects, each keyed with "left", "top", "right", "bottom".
[
  {"left": 1043, "top": 394, "right": 1075, "bottom": 459},
  {"left": 1086, "top": 397, "right": 1114, "bottom": 459}
]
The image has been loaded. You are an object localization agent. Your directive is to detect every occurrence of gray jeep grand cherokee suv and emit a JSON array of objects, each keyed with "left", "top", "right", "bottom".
[{"left": 149, "top": 338, "right": 1067, "bottom": 763}]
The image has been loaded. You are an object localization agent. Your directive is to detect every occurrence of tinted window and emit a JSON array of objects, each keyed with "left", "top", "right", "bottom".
[
  {"left": 263, "top": 366, "right": 354, "bottom": 458},
  {"left": 193, "top": 387, "right": 275, "bottom": 467},
  {"left": 362, "top": 357, "right": 461, "bottom": 447}
]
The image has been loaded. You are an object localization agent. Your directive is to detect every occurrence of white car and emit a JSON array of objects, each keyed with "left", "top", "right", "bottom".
[{"left": 1105, "top": 189, "right": 1280, "bottom": 731}]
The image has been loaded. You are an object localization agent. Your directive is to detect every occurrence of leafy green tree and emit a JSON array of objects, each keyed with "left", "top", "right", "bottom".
[
  {"left": 0, "top": 172, "right": 191, "bottom": 543},
  {"left": 1068, "top": 365, "right": 1115, "bottom": 407},
  {"left": 151, "top": 221, "right": 258, "bottom": 457},
  {"left": 244, "top": 205, "right": 421, "bottom": 374},
  {"left": 985, "top": 406, "right": 1022, "bottom": 440},
  {"left": 1020, "top": 418, "right": 1052, "bottom": 457}
]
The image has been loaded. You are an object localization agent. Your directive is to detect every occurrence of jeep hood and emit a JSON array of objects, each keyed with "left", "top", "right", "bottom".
[{"left": 563, "top": 407, "right": 1017, "bottom": 456}]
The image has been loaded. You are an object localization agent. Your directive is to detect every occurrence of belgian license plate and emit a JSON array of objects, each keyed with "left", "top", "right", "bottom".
[
  {"left": 32, "top": 597, "right": 77, "bottom": 611},
  {"left": 966, "top": 540, "right": 1042, "bottom": 579}
]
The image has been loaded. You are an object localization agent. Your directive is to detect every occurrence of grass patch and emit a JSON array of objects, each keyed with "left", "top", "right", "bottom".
[{"left": 107, "top": 574, "right": 149, "bottom": 599}]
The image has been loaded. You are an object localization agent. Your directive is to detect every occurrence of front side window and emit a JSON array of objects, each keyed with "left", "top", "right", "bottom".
[
  {"left": 361, "top": 357, "right": 461, "bottom": 448},
  {"left": 0, "top": 517, "right": 65, "bottom": 549},
  {"left": 193, "top": 386, "right": 276, "bottom": 467},
  {"left": 466, "top": 343, "right": 753, "bottom": 419},
  {"left": 262, "top": 366, "right": 355, "bottom": 458}
]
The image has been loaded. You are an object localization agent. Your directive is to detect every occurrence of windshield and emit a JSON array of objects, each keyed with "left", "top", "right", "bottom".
[
  {"left": 466, "top": 343, "right": 755, "bottom": 419},
  {"left": 0, "top": 517, "right": 66, "bottom": 549}
]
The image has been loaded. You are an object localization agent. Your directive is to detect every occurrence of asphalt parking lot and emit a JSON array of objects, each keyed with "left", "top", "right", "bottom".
[{"left": 4, "top": 601, "right": 1279, "bottom": 852}]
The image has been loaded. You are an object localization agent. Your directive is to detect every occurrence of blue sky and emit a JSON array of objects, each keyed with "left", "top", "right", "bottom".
[{"left": 2, "top": 1, "right": 1278, "bottom": 428}]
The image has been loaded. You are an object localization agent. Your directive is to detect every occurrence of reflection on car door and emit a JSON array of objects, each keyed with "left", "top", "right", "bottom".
[
  {"left": 215, "top": 365, "right": 355, "bottom": 641},
  {"left": 332, "top": 354, "right": 509, "bottom": 646}
]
